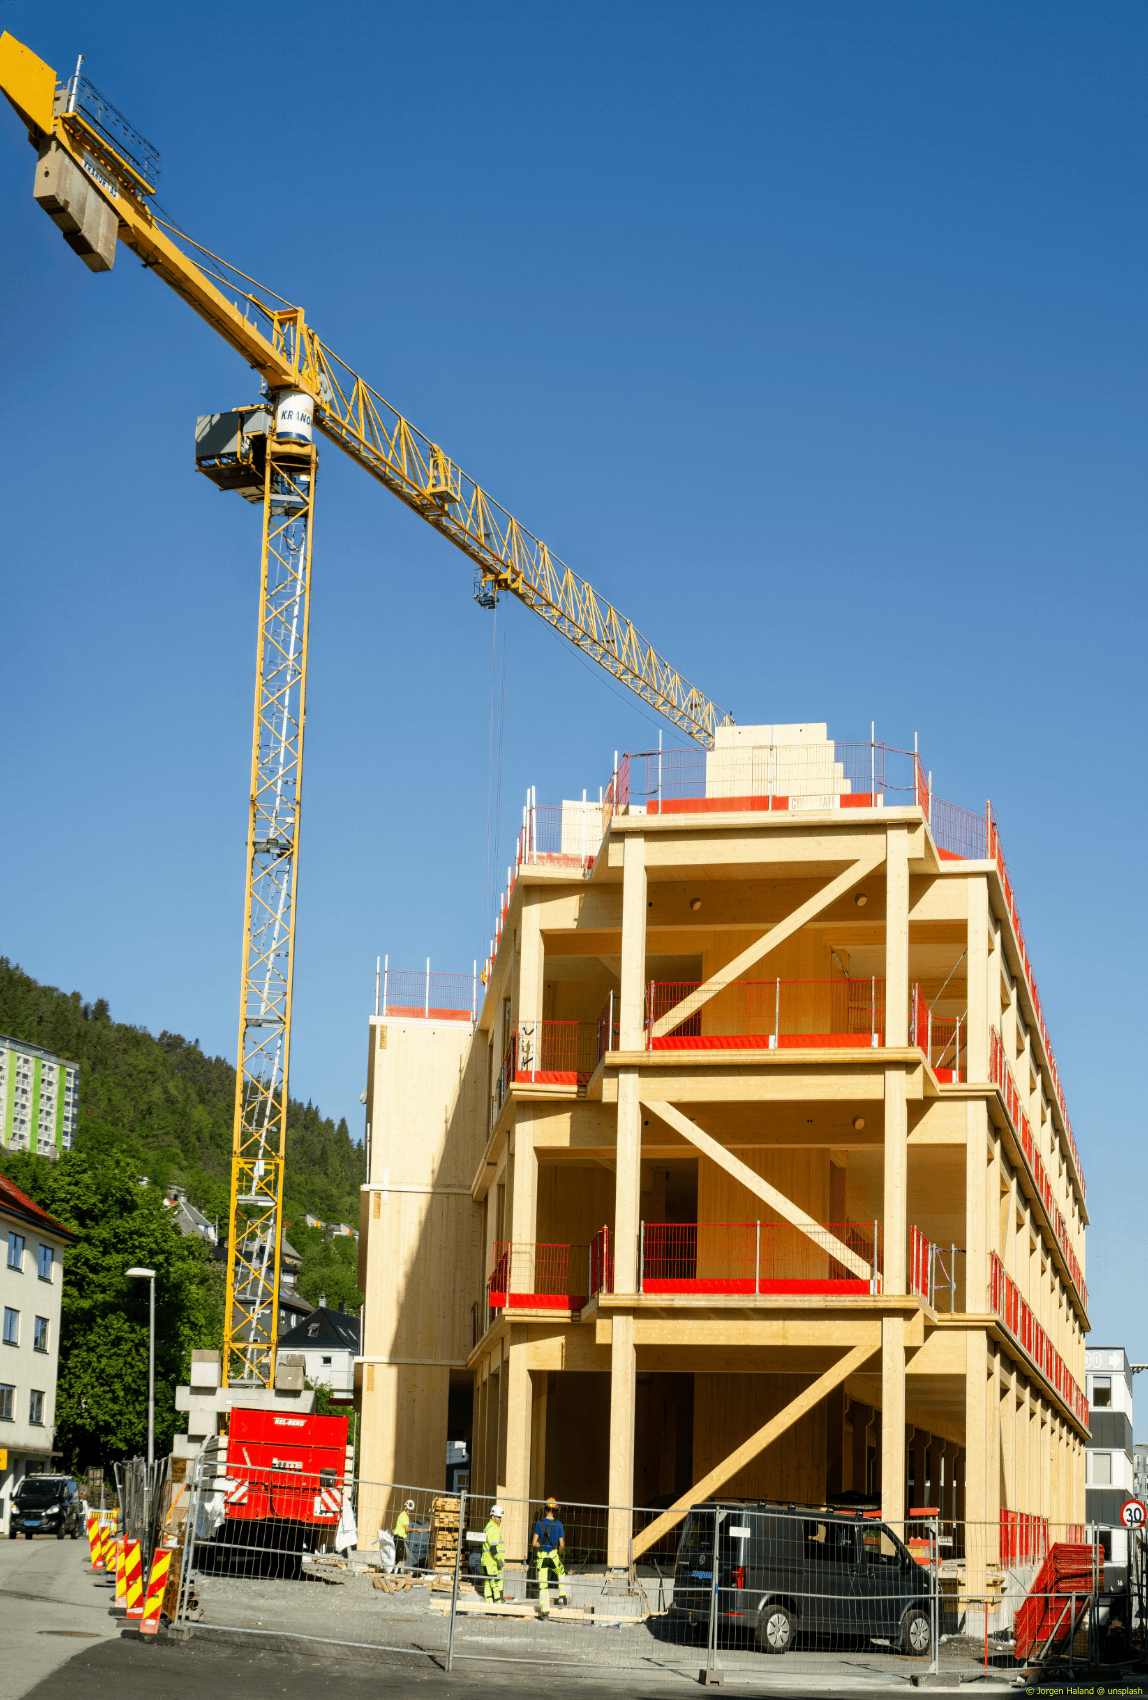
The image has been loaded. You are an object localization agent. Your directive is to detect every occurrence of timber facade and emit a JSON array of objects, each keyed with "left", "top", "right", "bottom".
[{"left": 356, "top": 726, "right": 1089, "bottom": 1576}]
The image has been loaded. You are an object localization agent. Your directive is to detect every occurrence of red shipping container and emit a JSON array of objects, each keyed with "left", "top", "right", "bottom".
[{"left": 223, "top": 1408, "right": 349, "bottom": 1528}]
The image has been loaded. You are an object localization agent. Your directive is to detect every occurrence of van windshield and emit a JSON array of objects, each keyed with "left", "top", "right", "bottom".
[{"left": 15, "top": 1478, "right": 70, "bottom": 1504}]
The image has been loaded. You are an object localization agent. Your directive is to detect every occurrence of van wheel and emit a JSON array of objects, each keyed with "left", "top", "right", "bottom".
[
  {"left": 901, "top": 1608, "right": 931, "bottom": 1656},
  {"left": 756, "top": 1604, "right": 793, "bottom": 1654}
]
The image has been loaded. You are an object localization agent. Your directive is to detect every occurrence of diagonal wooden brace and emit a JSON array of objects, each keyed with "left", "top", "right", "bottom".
[
  {"left": 648, "top": 853, "right": 884, "bottom": 1039},
  {"left": 631, "top": 1341, "right": 875, "bottom": 1559},
  {"left": 639, "top": 1099, "right": 872, "bottom": 1280}
]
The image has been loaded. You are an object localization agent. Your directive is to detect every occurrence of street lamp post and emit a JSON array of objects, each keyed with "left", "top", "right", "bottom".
[{"left": 126, "top": 1267, "right": 156, "bottom": 1468}]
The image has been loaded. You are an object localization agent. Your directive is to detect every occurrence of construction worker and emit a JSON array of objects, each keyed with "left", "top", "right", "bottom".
[
  {"left": 393, "top": 1498, "right": 415, "bottom": 1568},
  {"left": 532, "top": 1497, "right": 568, "bottom": 1617},
  {"left": 481, "top": 1503, "right": 505, "bottom": 1604}
]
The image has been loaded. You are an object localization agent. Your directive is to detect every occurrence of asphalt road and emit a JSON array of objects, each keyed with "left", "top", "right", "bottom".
[
  {"left": 0, "top": 1529, "right": 121, "bottom": 1700},
  {"left": 6, "top": 1533, "right": 1148, "bottom": 1700}
]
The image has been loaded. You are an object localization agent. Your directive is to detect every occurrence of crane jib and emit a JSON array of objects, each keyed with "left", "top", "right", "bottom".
[{"left": 1, "top": 28, "right": 734, "bottom": 1388}]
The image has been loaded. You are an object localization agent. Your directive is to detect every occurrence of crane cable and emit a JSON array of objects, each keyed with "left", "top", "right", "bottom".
[{"left": 483, "top": 599, "right": 510, "bottom": 963}]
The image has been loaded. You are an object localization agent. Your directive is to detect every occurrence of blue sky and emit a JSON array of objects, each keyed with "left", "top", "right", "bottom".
[{"left": 2, "top": 5, "right": 1144, "bottom": 1360}]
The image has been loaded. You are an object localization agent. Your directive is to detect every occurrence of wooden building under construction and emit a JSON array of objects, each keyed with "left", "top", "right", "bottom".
[{"left": 356, "top": 725, "right": 1089, "bottom": 1572}]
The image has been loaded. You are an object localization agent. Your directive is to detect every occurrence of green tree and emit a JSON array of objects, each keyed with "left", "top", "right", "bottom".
[
  {"left": 0, "top": 958, "right": 365, "bottom": 1228},
  {"left": 0, "top": 1147, "right": 224, "bottom": 1470},
  {"left": 288, "top": 1220, "right": 364, "bottom": 1313}
]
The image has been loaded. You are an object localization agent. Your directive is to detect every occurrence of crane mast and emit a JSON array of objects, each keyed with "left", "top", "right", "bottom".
[
  {"left": 0, "top": 31, "right": 732, "bottom": 1387},
  {"left": 224, "top": 419, "right": 317, "bottom": 1384}
]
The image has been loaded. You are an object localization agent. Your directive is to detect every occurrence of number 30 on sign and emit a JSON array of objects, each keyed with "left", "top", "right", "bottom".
[{"left": 1120, "top": 1499, "right": 1146, "bottom": 1530}]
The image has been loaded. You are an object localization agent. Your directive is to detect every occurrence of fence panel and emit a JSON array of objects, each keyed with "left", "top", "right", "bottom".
[{"left": 172, "top": 1473, "right": 1132, "bottom": 1681}]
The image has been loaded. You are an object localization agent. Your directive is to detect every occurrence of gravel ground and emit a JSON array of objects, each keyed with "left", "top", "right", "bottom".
[{"left": 183, "top": 1565, "right": 1004, "bottom": 1686}]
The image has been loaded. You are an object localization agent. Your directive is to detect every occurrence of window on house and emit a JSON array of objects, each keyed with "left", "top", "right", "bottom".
[
  {"left": 321, "top": 1355, "right": 332, "bottom": 1366},
  {"left": 307, "top": 1323, "right": 319, "bottom": 1337},
  {"left": 0, "top": 1384, "right": 13, "bottom": 1421},
  {"left": 37, "top": 1244, "right": 54, "bottom": 1282},
  {"left": 29, "top": 1389, "right": 45, "bottom": 1426},
  {"left": 34, "top": 1316, "right": 49, "bottom": 1353},
  {"left": 1093, "top": 1452, "right": 1112, "bottom": 1485},
  {"left": 2, "top": 1309, "right": 17, "bottom": 1346},
  {"left": 1092, "top": 1377, "right": 1112, "bottom": 1408},
  {"left": 7, "top": 1233, "right": 24, "bottom": 1272}
]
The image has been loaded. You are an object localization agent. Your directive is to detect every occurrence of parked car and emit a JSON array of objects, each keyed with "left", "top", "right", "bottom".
[
  {"left": 670, "top": 1500, "right": 933, "bottom": 1656},
  {"left": 8, "top": 1475, "right": 83, "bottom": 1540}
]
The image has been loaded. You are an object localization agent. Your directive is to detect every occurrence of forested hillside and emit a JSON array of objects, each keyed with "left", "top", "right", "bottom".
[{"left": 0, "top": 958, "right": 365, "bottom": 1229}]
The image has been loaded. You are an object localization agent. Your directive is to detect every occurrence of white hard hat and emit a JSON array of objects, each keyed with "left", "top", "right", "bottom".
[
  {"left": 491, "top": 1503, "right": 504, "bottom": 1518},
  {"left": 405, "top": 1499, "right": 415, "bottom": 1510}
]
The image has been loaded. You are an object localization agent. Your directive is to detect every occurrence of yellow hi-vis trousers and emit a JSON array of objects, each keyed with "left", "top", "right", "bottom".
[{"left": 535, "top": 1549, "right": 567, "bottom": 1614}]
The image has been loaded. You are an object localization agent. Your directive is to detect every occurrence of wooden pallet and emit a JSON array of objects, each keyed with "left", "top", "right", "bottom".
[{"left": 428, "top": 1494, "right": 461, "bottom": 1571}]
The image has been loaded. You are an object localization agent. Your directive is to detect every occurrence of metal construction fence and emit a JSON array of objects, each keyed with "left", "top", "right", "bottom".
[{"left": 168, "top": 1458, "right": 1144, "bottom": 1682}]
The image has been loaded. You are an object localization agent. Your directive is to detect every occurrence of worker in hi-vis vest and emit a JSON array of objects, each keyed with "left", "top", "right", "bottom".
[
  {"left": 532, "top": 1497, "right": 568, "bottom": 1617},
  {"left": 481, "top": 1504, "right": 505, "bottom": 1603},
  {"left": 394, "top": 1499, "right": 414, "bottom": 1568}
]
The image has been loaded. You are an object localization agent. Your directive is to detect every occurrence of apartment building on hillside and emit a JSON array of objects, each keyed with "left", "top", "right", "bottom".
[
  {"left": 0, "top": 1035, "right": 79, "bottom": 1158},
  {"left": 356, "top": 725, "right": 1089, "bottom": 1579}
]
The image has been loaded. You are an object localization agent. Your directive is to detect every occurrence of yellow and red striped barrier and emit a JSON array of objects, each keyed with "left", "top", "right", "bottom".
[
  {"left": 85, "top": 1514, "right": 101, "bottom": 1568},
  {"left": 123, "top": 1540, "right": 144, "bottom": 1619},
  {"left": 113, "top": 1538, "right": 127, "bottom": 1601},
  {"left": 139, "top": 1546, "right": 173, "bottom": 1635}
]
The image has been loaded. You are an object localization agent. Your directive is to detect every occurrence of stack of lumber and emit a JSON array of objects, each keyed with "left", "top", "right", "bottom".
[{"left": 428, "top": 1494, "right": 461, "bottom": 1572}]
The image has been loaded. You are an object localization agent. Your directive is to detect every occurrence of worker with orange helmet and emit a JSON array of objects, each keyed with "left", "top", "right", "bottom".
[{"left": 531, "top": 1497, "right": 568, "bottom": 1618}]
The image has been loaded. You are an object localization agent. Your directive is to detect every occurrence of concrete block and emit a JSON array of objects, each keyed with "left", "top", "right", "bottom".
[
  {"left": 275, "top": 1353, "right": 305, "bottom": 1392},
  {"left": 190, "top": 1351, "right": 221, "bottom": 1386}
]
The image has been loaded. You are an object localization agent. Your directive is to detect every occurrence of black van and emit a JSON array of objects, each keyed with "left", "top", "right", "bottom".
[{"left": 670, "top": 1500, "right": 933, "bottom": 1656}]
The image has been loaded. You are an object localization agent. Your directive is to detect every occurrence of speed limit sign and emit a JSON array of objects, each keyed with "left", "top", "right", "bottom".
[{"left": 1120, "top": 1499, "right": 1146, "bottom": 1530}]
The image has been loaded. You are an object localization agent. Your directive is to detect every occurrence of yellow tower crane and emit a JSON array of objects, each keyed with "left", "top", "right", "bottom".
[{"left": 1, "top": 32, "right": 732, "bottom": 1386}]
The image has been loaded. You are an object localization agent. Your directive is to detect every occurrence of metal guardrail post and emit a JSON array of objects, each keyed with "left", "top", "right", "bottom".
[
  {"left": 706, "top": 1506, "right": 723, "bottom": 1680},
  {"left": 445, "top": 1488, "right": 467, "bottom": 1673},
  {"left": 639, "top": 1222, "right": 644, "bottom": 1294},
  {"left": 755, "top": 1222, "right": 760, "bottom": 1296},
  {"left": 174, "top": 1453, "right": 202, "bottom": 1636},
  {"left": 929, "top": 1512, "right": 939, "bottom": 1675}
]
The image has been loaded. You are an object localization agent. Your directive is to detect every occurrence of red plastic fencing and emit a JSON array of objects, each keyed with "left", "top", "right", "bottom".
[
  {"left": 988, "top": 807, "right": 1084, "bottom": 1200},
  {"left": 640, "top": 1220, "right": 881, "bottom": 1295},
  {"left": 646, "top": 977, "right": 884, "bottom": 1049},
  {"left": 910, "top": 987, "right": 967, "bottom": 1081},
  {"left": 487, "top": 1242, "right": 590, "bottom": 1311},
  {"left": 1014, "top": 1542, "right": 1104, "bottom": 1659},
  {"left": 990, "top": 1029, "right": 1087, "bottom": 1313},
  {"left": 989, "top": 1253, "right": 1089, "bottom": 1426},
  {"left": 1000, "top": 1509, "right": 1050, "bottom": 1570}
]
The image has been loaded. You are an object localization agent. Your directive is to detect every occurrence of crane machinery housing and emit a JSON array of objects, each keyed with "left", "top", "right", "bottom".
[{"left": 0, "top": 32, "right": 730, "bottom": 1391}]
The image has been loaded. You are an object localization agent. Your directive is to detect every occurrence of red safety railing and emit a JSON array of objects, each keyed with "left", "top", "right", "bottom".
[
  {"left": 988, "top": 807, "right": 1084, "bottom": 1200},
  {"left": 989, "top": 1253, "right": 1089, "bottom": 1426},
  {"left": 487, "top": 1242, "right": 590, "bottom": 1312},
  {"left": 907, "top": 1225, "right": 965, "bottom": 1310},
  {"left": 640, "top": 1220, "right": 881, "bottom": 1295},
  {"left": 1000, "top": 1508, "right": 1050, "bottom": 1569},
  {"left": 909, "top": 985, "right": 966, "bottom": 1081},
  {"left": 596, "top": 995, "right": 620, "bottom": 1064},
  {"left": 589, "top": 1224, "right": 613, "bottom": 1296},
  {"left": 494, "top": 1021, "right": 598, "bottom": 1115},
  {"left": 381, "top": 965, "right": 477, "bottom": 1021},
  {"left": 990, "top": 1029, "right": 1087, "bottom": 1313},
  {"left": 646, "top": 977, "right": 884, "bottom": 1050}
]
